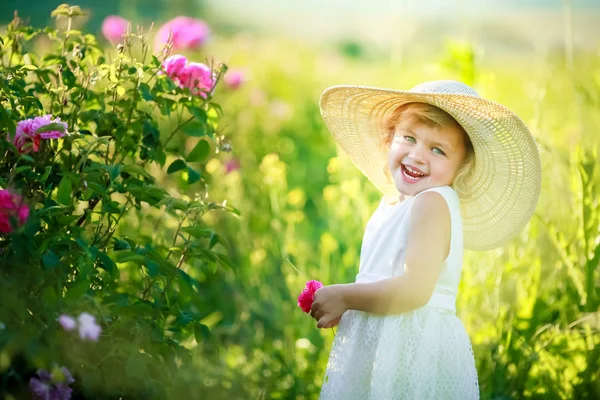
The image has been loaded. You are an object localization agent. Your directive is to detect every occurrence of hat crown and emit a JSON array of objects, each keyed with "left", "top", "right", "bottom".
[{"left": 409, "top": 80, "right": 479, "bottom": 97}]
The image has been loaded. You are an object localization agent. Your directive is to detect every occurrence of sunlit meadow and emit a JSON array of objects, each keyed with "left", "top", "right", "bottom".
[{"left": 1, "top": 1, "right": 599, "bottom": 399}]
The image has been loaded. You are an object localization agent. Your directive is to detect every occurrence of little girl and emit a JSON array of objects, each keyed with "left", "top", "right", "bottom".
[{"left": 311, "top": 80, "right": 541, "bottom": 399}]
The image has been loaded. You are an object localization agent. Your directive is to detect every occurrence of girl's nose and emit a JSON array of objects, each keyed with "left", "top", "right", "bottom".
[{"left": 409, "top": 146, "right": 426, "bottom": 163}]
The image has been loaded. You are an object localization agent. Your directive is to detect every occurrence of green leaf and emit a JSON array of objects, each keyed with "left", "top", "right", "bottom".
[
  {"left": 180, "top": 121, "right": 207, "bottom": 137},
  {"left": 113, "top": 251, "right": 146, "bottom": 264},
  {"left": 105, "top": 164, "right": 122, "bottom": 181},
  {"left": 35, "top": 122, "right": 66, "bottom": 134},
  {"left": 56, "top": 176, "right": 72, "bottom": 205},
  {"left": 188, "top": 107, "right": 207, "bottom": 122},
  {"left": 181, "top": 227, "right": 213, "bottom": 238},
  {"left": 18, "top": 154, "right": 35, "bottom": 163},
  {"left": 121, "top": 164, "right": 152, "bottom": 179},
  {"left": 20, "top": 64, "right": 38, "bottom": 71},
  {"left": 195, "top": 324, "right": 211, "bottom": 343},
  {"left": 42, "top": 250, "right": 61, "bottom": 269},
  {"left": 209, "top": 233, "right": 219, "bottom": 249},
  {"left": 187, "top": 167, "right": 201, "bottom": 184},
  {"left": 95, "top": 249, "right": 119, "bottom": 277},
  {"left": 167, "top": 159, "right": 187, "bottom": 174},
  {"left": 65, "top": 279, "right": 89, "bottom": 301},
  {"left": 113, "top": 237, "right": 131, "bottom": 251},
  {"left": 186, "top": 140, "right": 210, "bottom": 163},
  {"left": 139, "top": 82, "right": 154, "bottom": 101},
  {"left": 56, "top": 215, "right": 81, "bottom": 226}
]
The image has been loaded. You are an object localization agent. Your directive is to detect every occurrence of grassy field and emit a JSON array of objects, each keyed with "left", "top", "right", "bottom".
[{"left": 195, "top": 21, "right": 600, "bottom": 397}]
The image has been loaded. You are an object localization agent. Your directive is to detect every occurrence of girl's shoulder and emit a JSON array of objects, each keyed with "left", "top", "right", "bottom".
[
  {"left": 414, "top": 185, "right": 459, "bottom": 205},
  {"left": 411, "top": 186, "right": 461, "bottom": 220}
]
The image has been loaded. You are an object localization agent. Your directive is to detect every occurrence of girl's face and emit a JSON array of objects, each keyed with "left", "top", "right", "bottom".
[{"left": 388, "top": 117, "right": 468, "bottom": 197}]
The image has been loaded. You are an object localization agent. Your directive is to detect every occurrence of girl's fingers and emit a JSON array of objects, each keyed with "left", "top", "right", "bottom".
[{"left": 317, "top": 316, "right": 330, "bottom": 329}]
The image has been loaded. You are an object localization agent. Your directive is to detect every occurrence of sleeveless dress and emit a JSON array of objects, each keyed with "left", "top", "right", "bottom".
[{"left": 319, "top": 186, "right": 479, "bottom": 400}]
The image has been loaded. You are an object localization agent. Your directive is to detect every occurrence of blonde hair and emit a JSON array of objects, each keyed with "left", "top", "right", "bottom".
[{"left": 383, "top": 102, "right": 475, "bottom": 197}]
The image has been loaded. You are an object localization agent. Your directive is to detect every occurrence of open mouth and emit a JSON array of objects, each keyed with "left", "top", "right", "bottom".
[{"left": 401, "top": 164, "right": 427, "bottom": 182}]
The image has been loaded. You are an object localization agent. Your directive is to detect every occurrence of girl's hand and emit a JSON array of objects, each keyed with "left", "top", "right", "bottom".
[{"left": 310, "top": 284, "right": 348, "bottom": 329}]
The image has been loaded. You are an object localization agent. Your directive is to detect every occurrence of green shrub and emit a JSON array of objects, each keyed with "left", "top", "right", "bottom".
[{"left": 0, "top": 5, "right": 239, "bottom": 399}]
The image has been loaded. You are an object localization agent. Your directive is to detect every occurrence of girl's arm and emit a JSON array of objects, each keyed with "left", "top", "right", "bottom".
[{"left": 311, "top": 191, "right": 450, "bottom": 327}]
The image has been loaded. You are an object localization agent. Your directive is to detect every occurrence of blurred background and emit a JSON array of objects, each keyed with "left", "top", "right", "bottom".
[{"left": 2, "top": 0, "right": 600, "bottom": 399}]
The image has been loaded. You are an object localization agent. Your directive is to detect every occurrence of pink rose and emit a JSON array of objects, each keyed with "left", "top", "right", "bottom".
[
  {"left": 101, "top": 15, "right": 129, "bottom": 44},
  {"left": 0, "top": 190, "right": 29, "bottom": 234},
  {"left": 10, "top": 115, "right": 67, "bottom": 154},
  {"left": 179, "top": 62, "right": 214, "bottom": 97},
  {"left": 161, "top": 54, "right": 188, "bottom": 87},
  {"left": 154, "top": 16, "right": 210, "bottom": 52},
  {"left": 224, "top": 70, "right": 244, "bottom": 90},
  {"left": 298, "top": 280, "right": 324, "bottom": 313}
]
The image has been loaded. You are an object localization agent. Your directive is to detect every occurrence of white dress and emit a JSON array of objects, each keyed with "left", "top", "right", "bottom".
[{"left": 319, "top": 186, "right": 479, "bottom": 400}]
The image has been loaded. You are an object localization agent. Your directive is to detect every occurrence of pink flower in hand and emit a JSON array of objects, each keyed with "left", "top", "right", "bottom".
[
  {"left": 224, "top": 70, "right": 245, "bottom": 90},
  {"left": 102, "top": 15, "right": 129, "bottom": 44},
  {"left": 298, "top": 280, "right": 324, "bottom": 313},
  {"left": 155, "top": 16, "right": 210, "bottom": 52},
  {"left": 77, "top": 313, "right": 101, "bottom": 341},
  {"left": 180, "top": 62, "right": 214, "bottom": 97},
  {"left": 0, "top": 190, "right": 29, "bottom": 234}
]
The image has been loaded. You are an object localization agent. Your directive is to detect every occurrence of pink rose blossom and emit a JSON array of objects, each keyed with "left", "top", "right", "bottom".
[
  {"left": 223, "top": 70, "right": 244, "bottom": 90},
  {"left": 0, "top": 190, "right": 29, "bottom": 234},
  {"left": 77, "top": 312, "right": 101, "bottom": 341},
  {"left": 179, "top": 62, "right": 214, "bottom": 97},
  {"left": 10, "top": 115, "right": 67, "bottom": 154},
  {"left": 58, "top": 314, "right": 76, "bottom": 331},
  {"left": 161, "top": 54, "right": 188, "bottom": 87},
  {"left": 298, "top": 280, "right": 324, "bottom": 313},
  {"left": 160, "top": 56, "right": 214, "bottom": 97},
  {"left": 154, "top": 16, "right": 210, "bottom": 52},
  {"left": 101, "top": 15, "right": 129, "bottom": 44}
]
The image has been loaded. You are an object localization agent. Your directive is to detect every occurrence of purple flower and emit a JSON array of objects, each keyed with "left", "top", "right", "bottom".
[
  {"left": 29, "top": 367, "right": 74, "bottom": 400},
  {"left": 101, "top": 15, "right": 129, "bottom": 44},
  {"left": 10, "top": 115, "right": 67, "bottom": 154},
  {"left": 154, "top": 16, "right": 210, "bottom": 52},
  {"left": 58, "top": 314, "right": 76, "bottom": 331},
  {"left": 77, "top": 312, "right": 101, "bottom": 341}
]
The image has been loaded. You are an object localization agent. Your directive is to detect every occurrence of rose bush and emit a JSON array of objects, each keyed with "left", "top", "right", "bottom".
[{"left": 0, "top": 5, "right": 240, "bottom": 399}]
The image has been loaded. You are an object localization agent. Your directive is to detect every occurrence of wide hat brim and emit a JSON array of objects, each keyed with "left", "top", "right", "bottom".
[{"left": 319, "top": 83, "right": 542, "bottom": 251}]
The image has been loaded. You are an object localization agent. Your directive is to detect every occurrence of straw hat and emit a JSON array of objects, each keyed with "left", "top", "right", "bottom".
[{"left": 319, "top": 80, "right": 541, "bottom": 251}]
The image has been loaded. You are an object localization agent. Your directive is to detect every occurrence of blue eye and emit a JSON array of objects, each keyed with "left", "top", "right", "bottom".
[
  {"left": 432, "top": 147, "right": 446, "bottom": 156},
  {"left": 404, "top": 136, "right": 416, "bottom": 143}
]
